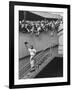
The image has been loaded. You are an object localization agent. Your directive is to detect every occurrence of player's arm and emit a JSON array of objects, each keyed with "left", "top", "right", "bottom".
[{"left": 34, "top": 49, "right": 36, "bottom": 54}]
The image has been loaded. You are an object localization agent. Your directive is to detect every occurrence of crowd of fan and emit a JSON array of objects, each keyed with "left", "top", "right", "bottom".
[{"left": 19, "top": 19, "right": 63, "bottom": 35}]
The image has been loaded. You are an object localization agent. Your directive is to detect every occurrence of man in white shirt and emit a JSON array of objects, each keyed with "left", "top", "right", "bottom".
[{"left": 24, "top": 42, "right": 36, "bottom": 72}]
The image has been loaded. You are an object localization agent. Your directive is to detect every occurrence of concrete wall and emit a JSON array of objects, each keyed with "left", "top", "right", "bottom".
[{"left": 19, "top": 30, "right": 58, "bottom": 59}]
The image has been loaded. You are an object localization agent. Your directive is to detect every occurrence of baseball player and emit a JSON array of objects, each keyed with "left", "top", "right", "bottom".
[{"left": 24, "top": 42, "right": 36, "bottom": 72}]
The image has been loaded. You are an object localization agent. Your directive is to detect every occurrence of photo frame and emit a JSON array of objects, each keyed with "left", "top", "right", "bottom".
[{"left": 9, "top": 1, "right": 70, "bottom": 89}]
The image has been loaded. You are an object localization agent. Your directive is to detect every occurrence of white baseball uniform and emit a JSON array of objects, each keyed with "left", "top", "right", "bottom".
[{"left": 28, "top": 48, "right": 36, "bottom": 68}]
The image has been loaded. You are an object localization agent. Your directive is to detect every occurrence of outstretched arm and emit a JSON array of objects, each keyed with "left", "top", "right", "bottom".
[{"left": 33, "top": 49, "right": 36, "bottom": 55}]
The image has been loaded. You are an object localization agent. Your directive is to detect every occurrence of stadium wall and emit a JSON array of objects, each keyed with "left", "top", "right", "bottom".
[{"left": 19, "top": 30, "right": 58, "bottom": 59}]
